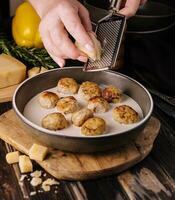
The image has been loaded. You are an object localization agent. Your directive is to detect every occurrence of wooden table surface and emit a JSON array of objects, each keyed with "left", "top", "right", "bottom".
[{"left": 0, "top": 75, "right": 175, "bottom": 200}]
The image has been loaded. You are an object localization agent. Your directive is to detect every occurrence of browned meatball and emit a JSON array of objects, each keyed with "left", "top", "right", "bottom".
[
  {"left": 113, "top": 105, "right": 139, "bottom": 124},
  {"left": 71, "top": 108, "right": 93, "bottom": 127},
  {"left": 81, "top": 117, "right": 106, "bottom": 136},
  {"left": 102, "top": 86, "right": 121, "bottom": 103},
  {"left": 78, "top": 81, "right": 101, "bottom": 101},
  {"left": 87, "top": 97, "right": 109, "bottom": 113},
  {"left": 57, "top": 77, "right": 79, "bottom": 94},
  {"left": 42, "top": 112, "right": 68, "bottom": 130},
  {"left": 57, "top": 96, "right": 79, "bottom": 114},
  {"left": 38, "top": 91, "right": 59, "bottom": 109}
]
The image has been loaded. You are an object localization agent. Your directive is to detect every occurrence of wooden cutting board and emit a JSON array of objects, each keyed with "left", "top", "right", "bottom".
[
  {"left": 0, "top": 84, "right": 19, "bottom": 103},
  {"left": 0, "top": 109, "right": 160, "bottom": 180}
]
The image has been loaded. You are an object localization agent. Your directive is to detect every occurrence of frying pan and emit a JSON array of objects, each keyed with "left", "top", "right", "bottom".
[
  {"left": 13, "top": 67, "right": 153, "bottom": 153},
  {"left": 84, "top": 1, "right": 175, "bottom": 34}
]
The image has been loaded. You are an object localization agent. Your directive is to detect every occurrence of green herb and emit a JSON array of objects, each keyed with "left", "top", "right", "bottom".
[{"left": 0, "top": 33, "right": 58, "bottom": 69}]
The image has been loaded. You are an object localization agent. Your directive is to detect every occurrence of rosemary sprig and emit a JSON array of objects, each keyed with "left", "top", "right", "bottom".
[{"left": 0, "top": 33, "right": 58, "bottom": 69}]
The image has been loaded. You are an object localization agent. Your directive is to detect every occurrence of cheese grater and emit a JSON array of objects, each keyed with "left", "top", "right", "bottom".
[{"left": 83, "top": 0, "right": 126, "bottom": 72}]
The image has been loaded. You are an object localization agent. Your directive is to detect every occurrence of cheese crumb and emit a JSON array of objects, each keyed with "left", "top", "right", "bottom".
[
  {"left": 19, "top": 155, "right": 33, "bottom": 173},
  {"left": 30, "top": 170, "right": 42, "bottom": 178},
  {"left": 29, "top": 143, "right": 48, "bottom": 161},
  {"left": 30, "top": 177, "right": 42, "bottom": 187},
  {"left": 30, "top": 191, "right": 37, "bottom": 196},
  {"left": 19, "top": 174, "right": 27, "bottom": 182},
  {"left": 6, "top": 151, "right": 20, "bottom": 164},
  {"left": 42, "top": 178, "right": 60, "bottom": 192},
  {"left": 42, "top": 184, "right": 50, "bottom": 192}
]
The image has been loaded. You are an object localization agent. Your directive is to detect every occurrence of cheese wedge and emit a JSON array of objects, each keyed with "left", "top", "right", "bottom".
[
  {"left": 75, "top": 32, "right": 102, "bottom": 61},
  {"left": 29, "top": 143, "right": 48, "bottom": 161},
  {"left": 6, "top": 151, "right": 20, "bottom": 164},
  {"left": 0, "top": 53, "right": 26, "bottom": 89},
  {"left": 19, "top": 155, "right": 33, "bottom": 173}
]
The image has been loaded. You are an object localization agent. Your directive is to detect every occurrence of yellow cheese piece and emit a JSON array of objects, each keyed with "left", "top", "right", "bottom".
[
  {"left": 19, "top": 155, "right": 33, "bottom": 173},
  {"left": 6, "top": 151, "right": 20, "bottom": 164},
  {"left": 42, "top": 178, "right": 60, "bottom": 192},
  {"left": 30, "top": 170, "right": 42, "bottom": 178},
  {"left": 30, "top": 177, "right": 42, "bottom": 187},
  {"left": 29, "top": 143, "right": 48, "bottom": 161},
  {"left": 0, "top": 54, "right": 26, "bottom": 89},
  {"left": 40, "top": 67, "right": 48, "bottom": 73},
  {"left": 28, "top": 67, "right": 40, "bottom": 78},
  {"left": 75, "top": 32, "right": 102, "bottom": 61}
]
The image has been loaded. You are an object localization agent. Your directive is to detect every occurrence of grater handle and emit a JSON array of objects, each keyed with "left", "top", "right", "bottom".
[{"left": 110, "top": 0, "right": 123, "bottom": 12}]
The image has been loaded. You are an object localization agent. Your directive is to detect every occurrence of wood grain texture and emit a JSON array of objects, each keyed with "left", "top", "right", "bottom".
[
  {"left": 0, "top": 140, "right": 23, "bottom": 200},
  {"left": 0, "top": 109, "right": 160, "bottom": 181},
  {"left": 0, "top": 84, "right": 19, "bottom": 103},
  {"left": 117, "top": 157, "right": 175, "bottom": 200}
]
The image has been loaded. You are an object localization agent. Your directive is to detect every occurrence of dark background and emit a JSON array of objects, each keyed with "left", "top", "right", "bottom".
[
  {"left": 0, "top": 0, "right": 175, "bottom": 94},
  {"left": 86, "top": 0, "right": 175, "bottom": 95}
]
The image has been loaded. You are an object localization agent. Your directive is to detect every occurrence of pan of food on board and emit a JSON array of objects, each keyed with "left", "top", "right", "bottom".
[{"left": 13, "top": 67, "right": 153, "bottom": 153}]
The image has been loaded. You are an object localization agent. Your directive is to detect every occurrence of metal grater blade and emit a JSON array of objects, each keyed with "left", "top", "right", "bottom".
[{"left": 84, "top": 14, "right": 126, "bottom": 72}]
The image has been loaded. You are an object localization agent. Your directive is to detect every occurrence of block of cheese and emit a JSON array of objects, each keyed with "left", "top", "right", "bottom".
[
  {"left": 0, "top": 53, "right": 26, "bottom": 89},
  {"left": 6, "top": 151, "right": 20, "bottom": 164},
  {"left": 29, "top": 143, "right": 48, "bottom": 161},
  {"left": 19, "top": 155, "right": 33, "bottom": 173}
]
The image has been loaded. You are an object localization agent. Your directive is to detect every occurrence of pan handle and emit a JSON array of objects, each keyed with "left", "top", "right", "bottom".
[{"left": 110, "top": 0, "right": 123, "bottom": 12}]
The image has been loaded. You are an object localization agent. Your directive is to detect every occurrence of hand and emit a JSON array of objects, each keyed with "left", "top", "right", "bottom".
[
  {"left": 29, "top": 0, "right": 94, "bottom": 67},
  {"left": 119, "top": 0, "right": 147, "bottom": 17}
]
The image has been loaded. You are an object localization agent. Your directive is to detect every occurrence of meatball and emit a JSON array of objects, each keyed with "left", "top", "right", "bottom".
[
  {"left": 56, "top": 96, "right": 79, "bottom": 114},
  {"left": 102, "top": 86, "right": 121, "bottom": 103},
  {"left": 87, "top": 97, "right": 109, "bottom": 113},
  {"left": 57, "top": 77, "right": 79, "bottom": 94},
  {"left": 78, "top": 81, "right": 101, "bottom": 101},
  {"left": 81, "top": 117, "right": 106, "bottom": 136},
  {"left": 42, "top": 112, "right": 68, "bottom": 130},
  {"left": 71, "top": 108, "right": 93, "bottom": 127},
  {"left": 113, "top": 105, "right": 139, "bottom": 124},
  {"left": 38, "top": 91, "right": 59, "bottom": 109}
]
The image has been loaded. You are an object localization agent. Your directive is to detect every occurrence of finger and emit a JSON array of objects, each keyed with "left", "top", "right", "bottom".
[
  {"left": 50, "top": 21, "right": 88, "bottom": 62},
  {"left": 50, "top": 22, "right": 81, "bottom": 60},
  {"left": 46, "top": 44, "right": 65, "bottom": 67},
  {"left": 39, "top": 22, "right": 65, "bottom": 58},
  {"left": 78, "top": 3, "right": 92, "bottom": 32},
  {"left": 50, "top": 54, "right": 65, "bottom": 67},
  {"left": 119, "top": 0, "right": 140, "bottom": 17},
  {"left": 39, "top": 28, "right": 65, "bottom": 67},
  {"left": 59, "top": 7, "right": 94, "bottom": 52}
]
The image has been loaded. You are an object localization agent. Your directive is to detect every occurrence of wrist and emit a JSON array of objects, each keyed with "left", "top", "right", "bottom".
[{"left": 28, "top": 0, "right": 57, "bottom": 18}]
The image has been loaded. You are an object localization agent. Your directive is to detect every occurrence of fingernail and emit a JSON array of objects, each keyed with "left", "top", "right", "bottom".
[
  {"left": 89, "top": 31, "right": 96, "bottom": 37},
  {"left": 77, "top": 56, "right": 88, "bottom": 62},
  {"left": 85, "top": 43, "right": 94, "bottom": 52},
  {"left": 58, "top": 61, "right": 65, "bottom": 68}
]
